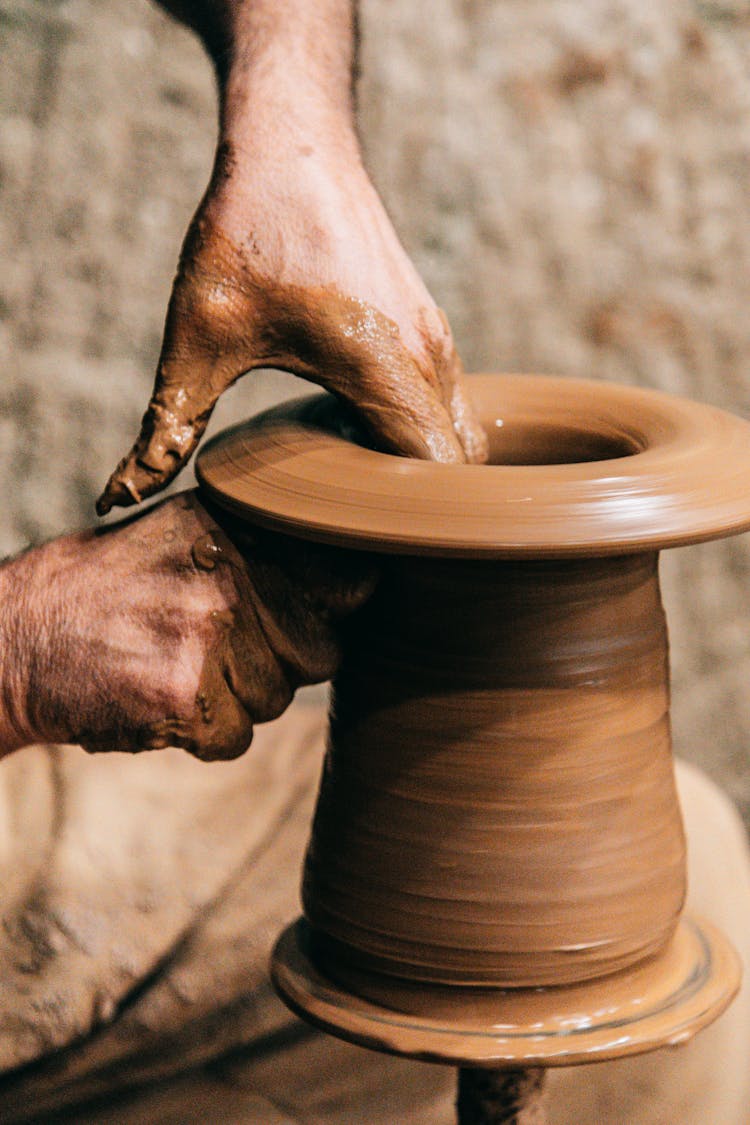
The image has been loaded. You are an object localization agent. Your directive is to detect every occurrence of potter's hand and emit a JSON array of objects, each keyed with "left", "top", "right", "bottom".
[
  {"left": 0, "top": 492, "right": 374, "bottom": 760},
  {"left": 96, "top": 0, "right": 487, "bottom": 516}
]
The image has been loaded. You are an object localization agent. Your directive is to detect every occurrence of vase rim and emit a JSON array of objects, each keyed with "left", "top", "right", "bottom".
[{"left": 197, "top": 373, "right": 750, "bottom": 558}]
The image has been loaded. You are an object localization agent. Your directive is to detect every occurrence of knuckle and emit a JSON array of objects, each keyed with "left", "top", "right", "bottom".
[
  {"left": 251, "top": 678, "right": 294, "bottom": 724},
  {"left": 190, "top": 713, "right": 254, "bottom": 762}
]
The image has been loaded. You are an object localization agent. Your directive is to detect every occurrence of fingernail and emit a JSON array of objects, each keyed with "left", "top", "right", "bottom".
[
  {"left": 95, "top": 473, "right": 145, "bottom": 516},
  {"left": 95, "top": 493, "right": 112, "bottom": 517},
  {"left": 96, "top": 479, "right": 130, "bottom": 516}
]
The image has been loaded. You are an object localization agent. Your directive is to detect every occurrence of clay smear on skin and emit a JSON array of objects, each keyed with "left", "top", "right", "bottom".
[
  {"left": 187, "top": 518, "right": 376, "bottom": 762},
  {"left": 187, "top": 526, "right": 292, "bottom": 761},
  {"left": 98, "top": 226, "right": 486, "bottom": 514}
]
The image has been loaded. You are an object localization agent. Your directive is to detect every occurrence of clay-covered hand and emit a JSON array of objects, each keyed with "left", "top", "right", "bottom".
[
  {"left": 0, "top": 492, "right": 374, "bottom": 759},
  {"left": 96, "top": 0, "right": 487, "bottom": 516}
]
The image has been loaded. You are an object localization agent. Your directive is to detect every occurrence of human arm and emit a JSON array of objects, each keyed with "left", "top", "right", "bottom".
[
  {"left": 0, "top": 492, "right": 374, "bottom": 759},
  {"left": 97, "top": 0, "right": 487, "bottom": 515}
]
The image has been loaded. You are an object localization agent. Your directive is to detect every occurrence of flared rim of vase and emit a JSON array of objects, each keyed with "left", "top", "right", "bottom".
[{"left": 197, "top": 373, "right": 750, "bottom": 558}]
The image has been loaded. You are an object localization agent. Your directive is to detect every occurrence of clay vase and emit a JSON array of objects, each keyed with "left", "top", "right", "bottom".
[{"left": 196, "top": 374, "right": 750, "bottom": 1068}]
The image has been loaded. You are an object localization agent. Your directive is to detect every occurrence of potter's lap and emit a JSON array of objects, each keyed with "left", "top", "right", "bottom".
[
  {"left": 0, "top": 709, "right": 747, "bottom": 1124},
  {"left": 0, "top": 701, "right": 324, "bottom": 1114},
  {"left": 547, "top": 761, "right": 750, "bottom": 1125}
]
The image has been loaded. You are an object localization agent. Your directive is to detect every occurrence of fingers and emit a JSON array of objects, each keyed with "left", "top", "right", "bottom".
[
  {"left": 417, "top": 306, "right": 488, "bottom": 466},
  {"left": 449, "top": 371, "right": 489, "bottom": 465},
  {"left": 264, "top": 284, "right": 468, "bottom": 464},
  {"left": 97, "top": 257, "right": 482, "bottom": 519},
  {"left": 173, "top": 691, "right": 255, "bottom": 763},
  {"left": 97, "top": 694, "right": 256, "bottom": 762},
  {"left": 96, "top": 373, "right": 217, "bottom": 516},
  {"left": 184, "top": 522, "right": 374, "bottom": 744},
  {"left": 96, "top": 273, "right": 236, "bottom": 515}
]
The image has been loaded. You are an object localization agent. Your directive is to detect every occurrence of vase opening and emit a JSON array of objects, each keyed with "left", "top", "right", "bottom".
[{"left": 485, "top": 417, "right": 642, "bottom": 466}]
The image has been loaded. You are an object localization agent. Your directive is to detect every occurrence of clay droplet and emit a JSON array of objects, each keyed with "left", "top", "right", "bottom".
[
  {"left": 196, "top": 692, "right": 213, "bottom": 724},
  {"left": 192, "top": 532, "right": 226, "bottom": 571}
]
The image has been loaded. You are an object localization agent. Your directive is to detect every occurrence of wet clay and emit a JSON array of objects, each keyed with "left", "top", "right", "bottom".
[
  {"left": 304, "top": 552, "right": 684, "bottom": 986},
  {"left": 97, "top": 228, "right": 487, "bottom": 516},
  {"left": 457, "top": 1068, "right": 547, "bottom": 1125},
  {"left": 191, "top": 530, "right": 230, "bottom": 571},
  {"left": 272, "top": 914, "right": 739, "bottom": 1066},
  {"left": 197, "top": 373, "right": 749, "bottom": 1066},
  {"left": 196, "top": 374, "right": 750, "bottom": 557}
]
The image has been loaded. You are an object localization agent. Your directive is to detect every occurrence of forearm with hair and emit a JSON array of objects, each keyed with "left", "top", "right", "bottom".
[
  {"left": 0, "top": 554, "right": 36, "bottom": 756},
  {"left": 219, "top": 2, "right": 359, "bottom": 155}
]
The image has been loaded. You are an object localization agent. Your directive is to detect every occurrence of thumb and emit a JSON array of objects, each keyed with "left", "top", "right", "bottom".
[
  {"left": 97, "top": 267, "right": 251, "bottom": 516},
  {"left": 96, "top": 372, "right": 215, "bottom": 516}
]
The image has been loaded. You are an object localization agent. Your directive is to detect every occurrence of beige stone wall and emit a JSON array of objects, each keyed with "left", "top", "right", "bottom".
[{"left": 1, "top": 0, "right": 749, "bottom": 819}]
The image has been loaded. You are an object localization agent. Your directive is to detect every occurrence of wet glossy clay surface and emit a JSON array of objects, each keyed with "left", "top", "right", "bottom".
[
  {"left": 196, "top": 373, "right": 750, "bottom": 557},
  {"left": 303, "top": 553, "right": 683, "bottom": 986},
  {"left": 272, "top": 915, "right": 740, "bottom": 1067},
  {"left": 199, "top": 373, "right": 747, "bottom": 1066}
]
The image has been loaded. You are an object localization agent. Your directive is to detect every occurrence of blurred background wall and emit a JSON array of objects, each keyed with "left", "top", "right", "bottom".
[{"left": 1, "top": 0, "right": 749, "bottom": 821}]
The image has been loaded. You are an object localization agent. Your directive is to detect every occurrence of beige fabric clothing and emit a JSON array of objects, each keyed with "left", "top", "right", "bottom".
[{"left": 0, "top": 700, "right": 747, "bottom": 1124}]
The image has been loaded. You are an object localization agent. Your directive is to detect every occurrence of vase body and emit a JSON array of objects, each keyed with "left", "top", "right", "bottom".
[
  {"left": 197, "top": 373, "right": 749, "bottom": 1062},
  {"left": 303, "top": 551, "right": 686, "bottom": 988}
]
